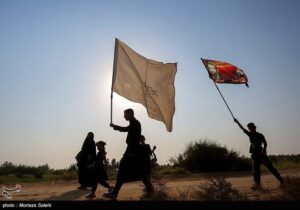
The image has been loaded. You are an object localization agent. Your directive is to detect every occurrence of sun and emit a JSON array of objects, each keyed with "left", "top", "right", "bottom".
[{"left": 113, "top": 93, "right": 142, "bottom": 111}]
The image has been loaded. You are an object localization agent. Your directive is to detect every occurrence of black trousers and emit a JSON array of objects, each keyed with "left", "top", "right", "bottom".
[
  {"left": 91, "top": 178, "right": 110, "bottom": 193},
  {"left": 112, "top": 176, "right": 153, "bottom": 198},
  {"left": 111, "top": 155, "right": 153, "bottom": 198},
  {"left": 251, "top": 153, "right": 283, "bottom": 185}
]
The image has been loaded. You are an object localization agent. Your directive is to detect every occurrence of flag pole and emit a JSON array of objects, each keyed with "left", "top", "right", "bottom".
[
  {"left": 110, "top": 38, "right": 118, "bottom": 124},
  {"left": 201, "top": 58, "right": 235, "bottom": 119},
  {"left": 110, "top": 90, "right": 113, "bottom": 124}
]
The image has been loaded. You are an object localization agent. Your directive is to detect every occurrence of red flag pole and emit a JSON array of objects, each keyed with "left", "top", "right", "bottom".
[
  {"left": 110, "top": 38, "right": 119, "bottom": 124},
  {"left": 201, "top": 58, "right": 235, "bottom": 119}
]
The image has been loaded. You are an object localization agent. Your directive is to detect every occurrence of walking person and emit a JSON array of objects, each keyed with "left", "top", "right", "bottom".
[
  {"left": 140, "top": 135, "right": 154, "bottom": 193},
  {"left": 77, "top": 132, "right": 96, "bottom": 189},
  {"left": 234, "top": 118, "right": 284, "bottom": 189},
  {"left": 103, "top": 108, "right": 153, "bottom": 200},
  {"left": 86, "top": 141, "right": 113, "bottom": 199}
]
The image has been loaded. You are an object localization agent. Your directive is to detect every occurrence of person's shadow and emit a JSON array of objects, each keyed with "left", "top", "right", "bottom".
[{"left": 44, "top": 189, "right": 89, "bottom": 201}]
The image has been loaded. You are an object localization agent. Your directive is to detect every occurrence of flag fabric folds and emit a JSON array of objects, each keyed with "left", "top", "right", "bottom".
[
  {"left": 112, "top": 38, "right": 177, "bottom": 132},
  {"left": 201, "top": 58, "right": 249, "bottom": 87}
]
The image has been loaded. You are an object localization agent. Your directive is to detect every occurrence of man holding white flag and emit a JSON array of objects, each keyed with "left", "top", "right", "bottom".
[{"left": 111, "top": 38, "right": 177, "bottom": 132}]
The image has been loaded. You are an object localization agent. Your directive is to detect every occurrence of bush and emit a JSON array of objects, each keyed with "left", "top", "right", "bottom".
[
  {"left": 172, "top": 139, "right": 251, "bottom": 173},
  {"left": 190, "top": 176, "right": 247, "bottom": 201},
  {"left": 61, "top": 170, "right": 77, "bottom": 181},
  {"left": 139, "top": 178, "right": 173, "bottom": 200},
  {"left": 276, "top": 175, "right": 300, "bottom": 200},
  {"left": 60, "top": 163, "right": 78, "bottom": 181}
]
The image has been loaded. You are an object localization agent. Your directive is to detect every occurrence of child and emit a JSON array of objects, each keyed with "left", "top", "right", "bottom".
[{"left": 86, "top": 141, "right": 113, "bottom": 198}]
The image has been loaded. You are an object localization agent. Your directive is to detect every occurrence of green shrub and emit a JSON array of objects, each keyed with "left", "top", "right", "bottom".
[
  {"left": 61, "top": 170, "right": 77, "bottom": 181},
  {"left": 0, "top": 162, "right": 50, "bottom": 180},
  {"left": 0, "top": 174, "right": 46, "bottom": 184},
  {"left": 172, "top": 139, "right": 251, "bottom": 173}
]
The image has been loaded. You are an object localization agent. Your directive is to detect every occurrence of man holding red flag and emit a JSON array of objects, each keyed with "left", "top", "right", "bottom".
[{"left": 234, "top": 118, "right": 284, "bottom": 190}]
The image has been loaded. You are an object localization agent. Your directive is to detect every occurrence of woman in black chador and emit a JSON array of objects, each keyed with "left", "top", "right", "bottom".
[{"left": 77, "top": 132, "right": 96, "bottom": 189}]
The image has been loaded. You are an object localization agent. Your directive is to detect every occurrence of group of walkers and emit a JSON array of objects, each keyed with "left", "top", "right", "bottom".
[
  {"left": 76, "top": 108, "right": 284, "bottom": 200},
  {"left": 76, "top": 109, "right": 156, "bottom": 200}
]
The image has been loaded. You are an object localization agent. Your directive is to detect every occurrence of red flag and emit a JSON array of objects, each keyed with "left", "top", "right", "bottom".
[{"left": 202, "top": 58, "right": 249, "bottom": 87}]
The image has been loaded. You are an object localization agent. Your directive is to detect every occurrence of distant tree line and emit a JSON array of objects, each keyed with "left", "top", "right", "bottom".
[
  {"left": 0, "top": 161, "right": 50, "bottom": 179},
  {"left": 0, "top": 158, "right": 120, "bottom": 182},
  {"left": 268, "top": 154, "right": 300, "bottom": 163},
  {"left": 1, "top": 143, "right": 299, "bottom": 182}
]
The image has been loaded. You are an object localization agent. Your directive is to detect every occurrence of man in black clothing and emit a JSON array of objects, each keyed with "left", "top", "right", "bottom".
[
  {"left": 104, "top": 109, "right": 152, "bottom": 200},
  {"left": 234, "top": 118, "right": 284, "bottom": 189},
  {"left": 111, "top": 108, "right": 141, "bottom": 157}
]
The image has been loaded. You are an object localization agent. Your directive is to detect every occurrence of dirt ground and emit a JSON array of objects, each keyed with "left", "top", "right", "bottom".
[{"left": 1, "top": 170, "right": 299, "bottom": 201}]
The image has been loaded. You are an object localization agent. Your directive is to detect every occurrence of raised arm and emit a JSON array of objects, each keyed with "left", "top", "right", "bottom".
[{"left": 234, "top": 118, "right": 247, "bottom": 132}]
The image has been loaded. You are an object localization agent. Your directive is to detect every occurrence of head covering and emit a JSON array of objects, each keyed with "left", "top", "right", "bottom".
[{"left": 96, "top": 140, "right": 106, "bottom": 146}]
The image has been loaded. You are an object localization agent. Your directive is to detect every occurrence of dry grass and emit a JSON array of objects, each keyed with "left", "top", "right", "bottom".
[
  {"left": 276, "top": 175, "right": 300, "bottom": 200},
  {"left": 139, "top": 176, "right": 248, "bottom": 201},
  {"left": 139, "top": 178, "right": 174, "bottom": 200},
  {"left": 189, "top": 176, "right": 248, "bottom": 201}
]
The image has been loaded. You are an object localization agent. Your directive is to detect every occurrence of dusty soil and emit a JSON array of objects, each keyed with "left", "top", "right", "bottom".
[{"left": 1, "top": 170, "right": 299, "bottom": 201}]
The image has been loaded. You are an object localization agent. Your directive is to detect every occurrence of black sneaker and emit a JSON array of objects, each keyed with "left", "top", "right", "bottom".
[{"left": 103, "top": 192, "right": 117, "bottom": 200}]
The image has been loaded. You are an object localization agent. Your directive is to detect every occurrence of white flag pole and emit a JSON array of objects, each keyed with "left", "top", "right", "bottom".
[{"left": 110, "top": 38, "right": 118, "bottom": 124}]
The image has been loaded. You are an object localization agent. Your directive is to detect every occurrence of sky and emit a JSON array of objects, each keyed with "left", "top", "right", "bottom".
[{"left": 1, "top": 0, "right": 300, "bottom": 169}]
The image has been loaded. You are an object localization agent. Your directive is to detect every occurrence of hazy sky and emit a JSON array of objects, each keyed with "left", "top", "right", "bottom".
[{"left": 1, "top": 0, "right": 300, "bottom": 169}]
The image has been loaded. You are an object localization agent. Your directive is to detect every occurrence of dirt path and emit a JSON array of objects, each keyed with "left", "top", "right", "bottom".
[{"left": 1, "top": 170, "right": 299, "bottom": 201}]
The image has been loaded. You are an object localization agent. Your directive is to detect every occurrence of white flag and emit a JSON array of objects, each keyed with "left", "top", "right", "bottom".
[{"left": 112, "top": 38, "right": 177, "bottom": 132}]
